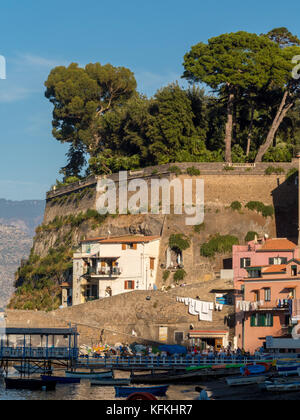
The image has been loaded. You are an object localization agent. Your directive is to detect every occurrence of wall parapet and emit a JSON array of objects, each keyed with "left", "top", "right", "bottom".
[{"left": 46, "top": 161, "right": 298, "bottom": 201}]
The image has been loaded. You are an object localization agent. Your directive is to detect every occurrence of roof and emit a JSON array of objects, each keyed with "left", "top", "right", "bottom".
[
  {"left": 99, "top": 236, "right": 161, "bottom": 244},
  {"left": 3, "top": 328, "right": 78, "bottom": 336},
  {"left": 258, "top": 238, "right": 297, "bottom": 251},
  {"left": 81, "top": 237, "right": 106, "bottom": 243},
  {"left": 263, "top": 264, "right": 287, "bottom": 274}
]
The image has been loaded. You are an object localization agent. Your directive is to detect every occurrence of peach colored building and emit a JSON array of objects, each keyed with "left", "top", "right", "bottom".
[
  {"left": 236, "top": 256, "right": 300, "bottom": 353},
  {"left": 233, "top": 238, "right": 299, "bottom": 352}
]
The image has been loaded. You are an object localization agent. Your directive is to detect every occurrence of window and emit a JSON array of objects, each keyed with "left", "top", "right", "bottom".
[
  {"left": 250, "top": 313, "right": 273, "bottom": 327},
  {"left": 269, "top": 257, "right": 288, "bottom": 265},
  {"left": 292, "top": 266, "right": 298, "bottom": 276},
  {"left": 264, "top": 288, "right": 271, "bottom": 302},
  {"left": 174, "top": 331, "right": 184, "bottom": 344},
  {"left": 248, "top": 269, "right": 261, "bottom": 278},
  {"left": 253, "top": 291, "right": 260, "bottom": 302},
  {"left": 124, "top": 281, "right": 135, "bottom": 290},
  {"left": 150, "top": 258, "right": 155, "bottom": 270},
  {"left": 240, "top": 258, "right": 251, "bottom": 268}
]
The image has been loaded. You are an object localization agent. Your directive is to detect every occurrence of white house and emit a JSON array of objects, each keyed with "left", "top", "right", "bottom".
[{"left": 72, "top": 235, "right": 161, "bottom": 306}]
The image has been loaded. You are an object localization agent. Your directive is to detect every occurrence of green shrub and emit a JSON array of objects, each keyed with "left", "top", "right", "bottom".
[
  {"left": 194, "top": 223, "right": 205, "bottom": 234},
  {"left": 169, "top": 165, "right": 182, "bottom": 176},
  {"left": 223, "top": 165, "right": 235, "bottom": 171},
  {"left": 230, "top": 201, "right": 242, "bottom": 211},
  {"left": 245, "top": 201, "right": 274, "bottom": 218},
  {"left": 265, "top": 166, "right": 285, "bottom": 175},
  {"left": 163, "top": 270, "right": 170, "bottom": 282},
  {"left": 186, "top": 166, "right": 201, "bottom": 176},
  {"left": 200, "top": 234, "right": 239, "bottom": 258},
  {"left": 169, "top": 234, "right": 191, "bottom": 252},
  {"left": 174, "top": 269, "right": 187, "bottom": 283},
  {"left": 245, "top": 231, "right": 258, "bottom": 242}
]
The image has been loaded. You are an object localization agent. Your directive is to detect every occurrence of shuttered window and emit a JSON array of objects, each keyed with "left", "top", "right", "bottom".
[
  {"left": 125, "top": 281, "right": 135, "bottom": 290},
  {"left": 150, "top": 258, "right": 155, "bottom": 270},
  {"left": 250, "top": 313, "right": 273, "bottom": 327}
]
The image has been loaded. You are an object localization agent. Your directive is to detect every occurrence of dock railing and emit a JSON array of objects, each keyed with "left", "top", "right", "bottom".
[
  {"left": 75, "top": 354, "right": 274, "bottom": 369},
  {"left": 0, "top": 347, "right": 79, "bottom": 360}
]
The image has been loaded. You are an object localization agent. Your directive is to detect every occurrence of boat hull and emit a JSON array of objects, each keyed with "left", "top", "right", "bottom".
[
  {"left": 115, "top": 385, "right": 169, "bottom": 398},
  {"left": 226, "top": 375, "right": 267, "bottom": 386},
  {"left": 91, "top": 379, "right": 131, "bottom": 386},
  {"left": 65, "top": 370, "right": 113, "bottom": 380},
  {"left": 5, "top": 378, "right": 56, "bottom": 391}
]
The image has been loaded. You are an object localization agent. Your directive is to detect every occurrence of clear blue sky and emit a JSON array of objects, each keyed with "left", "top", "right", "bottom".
[{"left": 0, "top": 0, "right": 299, "bottom": 200}]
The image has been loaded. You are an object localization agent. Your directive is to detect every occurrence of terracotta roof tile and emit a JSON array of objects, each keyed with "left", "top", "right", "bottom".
[
  {"left": 99, "top": 236, "right": 160, "bottom": 244},
  {"left": 263, "top": 264, "right": 287, "bottom": 273},
  {"left": 259, "top": 238, "right": 297, "bottom": 251}
]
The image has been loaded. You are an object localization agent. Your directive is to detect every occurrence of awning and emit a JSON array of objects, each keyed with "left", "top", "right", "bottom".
[{"left": 189, "top": 330, "right": 228, "bottom": 338}]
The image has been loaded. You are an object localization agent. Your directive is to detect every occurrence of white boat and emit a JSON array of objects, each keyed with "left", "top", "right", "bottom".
[
  {"left": 264, "top": 380, "right": 300, "bottom": 392},
  {"left": 65, "top": 370, "right": 113, "bottom": 380},
  {"left": 226, "top": 375, "right": 267, "bottom": 386},
  {"left": 277, "top": 362, "right": 300, "bottom": 376},
  {"left": 14, "top": 364, "right": 53, "bottom": 375}
]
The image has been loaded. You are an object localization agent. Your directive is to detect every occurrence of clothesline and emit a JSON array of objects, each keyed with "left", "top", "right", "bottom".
[{"left": 176, "top": 297, "right": 214, "bottom": 322}]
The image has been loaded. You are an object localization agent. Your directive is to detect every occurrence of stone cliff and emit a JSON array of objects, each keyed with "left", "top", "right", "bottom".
[{"left": 10, "top": 162, "right": 299, "bottom": 310}]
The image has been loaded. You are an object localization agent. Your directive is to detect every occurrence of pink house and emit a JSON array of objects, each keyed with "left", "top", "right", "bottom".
[{"left": 233, "top": 238, "right": 299, "bottom": 351}]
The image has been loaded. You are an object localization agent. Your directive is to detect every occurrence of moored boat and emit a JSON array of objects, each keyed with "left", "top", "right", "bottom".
[
  {"left": 263, "top": 380, "right": 300, "bottom": 392},
  {"left": 91, "top": 378, "right": 131, "bottom": 386},
  {"left": 5, "top": 377, "right": 56, "bottom": 391},
  {"left": 65, "top": 370, "right": 113, "bottom": 380},
  {"left": 226, "top": 374, "right": 267, "bottom": 386},
  {"left": 41, "top": 375, "right": 80, "bottom": 384},
  {"left": 115, "top": 385, "right": 169, "bottom": 398}
]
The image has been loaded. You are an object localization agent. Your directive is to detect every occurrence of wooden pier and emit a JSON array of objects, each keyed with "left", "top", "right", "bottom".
[{"left": 0, "top": 327, "right": 79, "bottom": 377}]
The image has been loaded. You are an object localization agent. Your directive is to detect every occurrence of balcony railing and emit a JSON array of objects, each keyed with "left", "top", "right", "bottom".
[
  {"left": 87, "top": 267, "right": 122, "bottom": 277},
  {"left": 237, "top": 300, "right": 290, "bottom": 312}
]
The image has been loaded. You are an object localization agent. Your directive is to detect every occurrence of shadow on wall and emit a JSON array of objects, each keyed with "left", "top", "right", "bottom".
[{"left": 272, "top": 176, "right": 298, "bottom": 242}]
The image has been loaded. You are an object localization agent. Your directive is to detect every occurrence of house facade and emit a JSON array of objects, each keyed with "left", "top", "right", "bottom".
[
  {"left": 72, "top": 236, "right": 161, "bottom": 306},
  {"left": 233, "top": 238, "right": 299, "bottom": 352}
]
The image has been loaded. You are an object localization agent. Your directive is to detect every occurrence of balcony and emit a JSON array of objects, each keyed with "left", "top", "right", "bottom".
[
  {"left": 87, "top": 267, "right": 122, "bottom": 278},
  {"left": 237, "top": 300, "right": 291, "bottom": 312}
]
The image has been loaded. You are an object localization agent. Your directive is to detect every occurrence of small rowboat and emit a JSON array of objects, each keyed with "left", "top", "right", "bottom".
[
  {"left": 226, "top": 374, "right": 267, "bottom": 387},
  {"left": 91, "top": 378, "right": 131, "bottom": 387},
  {"left": 65, "top": 370, "right": 113, "bottom": 380},
  {"left": 115, "top": 385, "right": 169, "bottom": 398},
  {"left": 263, "top": 380, "right": 300, "bottom": 392},
  {"left": 5, "top": 377, "right": 56, "bottom": 391},
  {"left": 41, "top": 375, "right": 81, "bottom": 384},
  {"left": 240, "top": 364, "right": 267, "bottom": 376}
]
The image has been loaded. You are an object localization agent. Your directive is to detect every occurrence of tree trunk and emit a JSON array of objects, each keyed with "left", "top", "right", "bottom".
[
  {"left": 246, "top": 103, "right": 255, "bottom": 157},
  {"left": 255, "top": 91, "right": 293, "bottom": 163},
  {"left": 225, "top": 88, "right": 235, "bottom": 163}
]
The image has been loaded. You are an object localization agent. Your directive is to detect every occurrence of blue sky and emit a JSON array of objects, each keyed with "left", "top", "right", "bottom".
[{"left": 0, "top": 0, "right": 299, "bottom": 200}]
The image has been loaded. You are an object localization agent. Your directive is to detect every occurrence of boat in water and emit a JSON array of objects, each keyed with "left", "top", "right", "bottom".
[
  {"left": 226, "top": 374, "right": 268, "bottom": 386},
  {"left": 262, "top": 379, "right": 300, "bottom": 392},
  {"left": 115, "top": 385, "right": 169, "bottom": 398},
  {"left": 91, "top": 378, "right": 131, "bottom": 387},
  {"left": 5, "top": 377, "right": 57, "bottom": 391},
  {"left": 65, "top": 370, "right": 113, "bottom": 380}
]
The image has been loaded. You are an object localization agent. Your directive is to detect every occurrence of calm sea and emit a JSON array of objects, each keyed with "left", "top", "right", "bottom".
[{"left": 0, "top": 370, "right": 199, "bottom": 401}]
